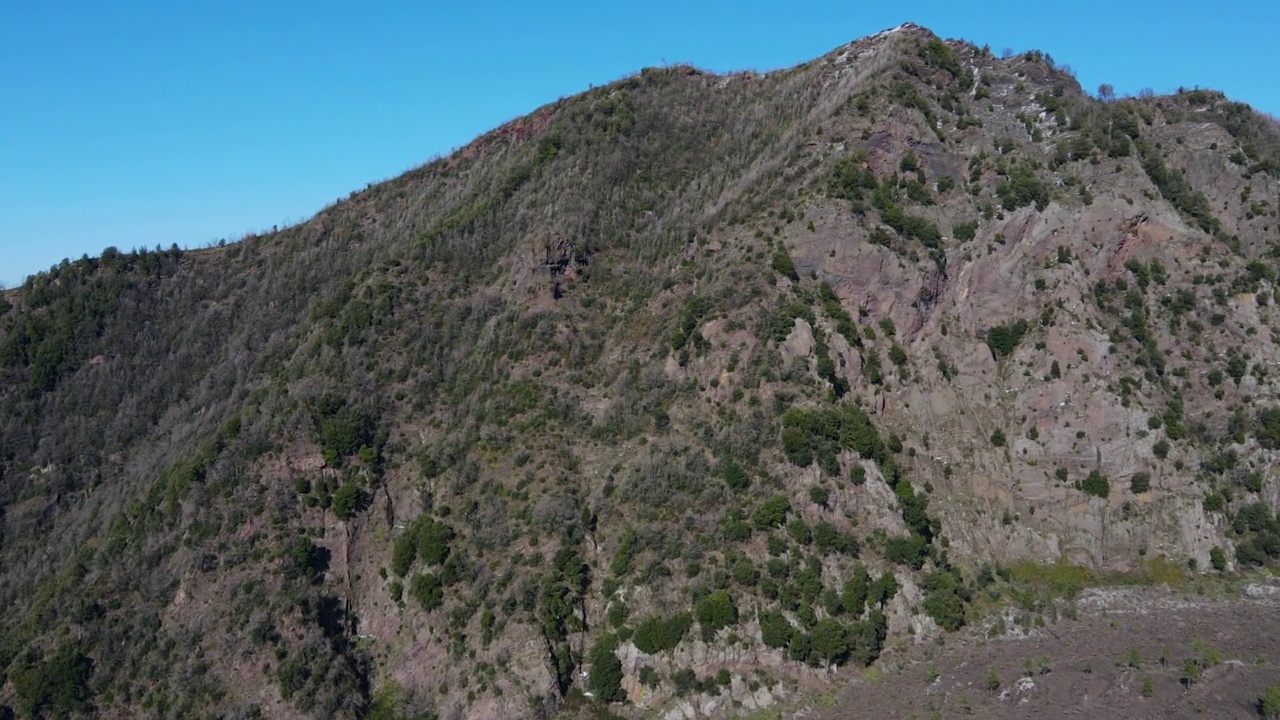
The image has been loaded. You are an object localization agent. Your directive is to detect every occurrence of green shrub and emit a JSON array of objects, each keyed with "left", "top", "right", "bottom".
[
  {"left": 1203, "top": 492, "right": 1225, "bottom": 513},
  {"left": 1261, "top": 684, "right": 1280, "bottom": 718},
  {"left": 730, "top": 556, "right": 758, "bottom": 586},
  {"left": 884, "top": 534, "right": 929, "bottom": 569},
  {"left": 409, "top": 573, "right": 444, "bottom": 611},
  {"left": 332, "top": 483, "right": 365, "bottom": 521},
  {"left": 772, "top": 246, "right": 799, "bottom": 281},
  {"left": 842, "top": 564, "right": 870, "bottom": 618},
  {"left": 919, "top": 37, "right": 962, "bottom": 76},
  {"left": 11, "top": 645, "right": 92, "bottom": 718},
  {"left": 1209, "top": 546, "right": 1227, "bottom": 572},
  {"left": 813, "top": 520, "right": 856, "bottom": 555},
  {"left": 781, "top": 403, "right": 886, "bottom": 473},
  {"left": 417, "top": 520, "right": 455, "bottom": 566},
  {"left": 752, "top": 495, "right": 792, "bottom": 528},
  {"left": 671, "top": 668, "right": 698, "bottom": 695},
  {"left": 633, "top": 613, "right": 692, "bottom": 654},
  {"left": 920, "top": 569, "right": 968, "bottom": 631},
  {"left": 610, "top": 529, "right": 639, "bottom": 577},
  {"left": 1255, "top": 407, "right": 1280, "bottom": 449},
  {"left": 810, "top": 618, "right": 850, "bottom": 665},
  {"left": 788, "top": 518, "right": 812, "bottom": 545},
  {"left": 721, "top": 507, "right": 752, "bottom": 542},
  {"left": 849, "top": 465, "right": 867, "bottom": 485},
  {"left": 1130, "top": 472, "right": 1151, "bottom": 494},
  {"left": 1080, "top": 470, "right": 1110, "bottom": 499},
  {"left": 877, "top": 200, "right": 943, "bottom": 248},
  {"left": 695, "top": 590, "right": 738, "bottom": 634},
  {"left": 587, "top": 638, "right": 625, "bottom": 703},
  {"left": 984, "top": 319, "right": 1029, "bottom": 358},
  {"left": 830, "top": 157, "right": 878, "bottom": 201},
  {"left": 996, "top": 165, "right": 1049, "bottom": 210},
  {"left": 848, "top": 610, "right": 888, "bottom": 666},
  {"left": 722, "top": 460, "right": 750, "bottom": 490},
  {"left": 863, "top": 349, "right": 883, "bottom": 385},
  {"left": 759, "top": 610, "right": 792, "bottom": 649},
  {"left": 888, "top": 344, "right": 908, "bottom": 368},
  {"left": 668, "top": 294, "right": 714, "bottom": 354},
  {"left": 809, "top": 485, "right": 830, "bottom": 509},
  {"left": 286, "top": 537, "right": 327, "bottom": 580},
  {"left": 953, "top": 220, "right": 978, "bottom": 241},
  {"left": 319, "top": 409, "right": 375, "bottom": 461}
]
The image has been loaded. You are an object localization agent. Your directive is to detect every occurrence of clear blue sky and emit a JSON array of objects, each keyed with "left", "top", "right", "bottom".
[{"left": 3, "top": 0, "right": 1277, "bottom": 288}]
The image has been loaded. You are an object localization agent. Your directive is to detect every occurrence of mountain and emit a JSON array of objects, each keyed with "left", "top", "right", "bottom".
[{"left": 3, "top": 23, "right": 1280, "bottom": 720}]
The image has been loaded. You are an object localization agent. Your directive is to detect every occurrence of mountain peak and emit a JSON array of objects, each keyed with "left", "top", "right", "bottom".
[{"left": 2, "top": 23, "right": 1280, "bottom": 720}]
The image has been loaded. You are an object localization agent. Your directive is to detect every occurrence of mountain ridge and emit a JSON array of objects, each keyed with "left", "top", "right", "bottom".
[{"left": 3, "top": 24, "right": 1280, "bottom": 719}]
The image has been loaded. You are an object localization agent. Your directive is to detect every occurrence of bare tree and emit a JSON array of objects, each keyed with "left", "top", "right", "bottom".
[
  {"left": 1001, "top": 47, "right": 1014, "bottom": 59},
  {"left": 1097, "top": 83, "right": 1116, "bottom": 102}
]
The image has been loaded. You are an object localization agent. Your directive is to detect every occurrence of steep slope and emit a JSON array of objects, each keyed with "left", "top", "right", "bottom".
[{"left": 2, "top": 23, "right": 1280, "bottom": 719}]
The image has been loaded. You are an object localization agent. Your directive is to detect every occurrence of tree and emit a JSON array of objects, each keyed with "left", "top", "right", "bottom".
[
  {"left": 587, "top": 638, "right": 625, "bottom": 703},
  {"left": 1098, "top": 83, "right": 1116, "bottom": 102}
]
